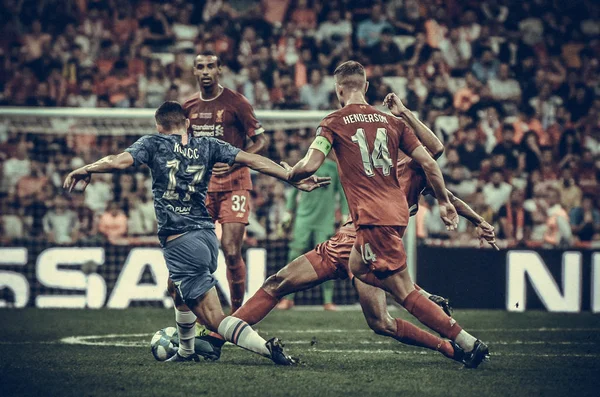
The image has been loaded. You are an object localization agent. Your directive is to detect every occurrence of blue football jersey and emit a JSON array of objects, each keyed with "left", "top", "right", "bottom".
[{"left": 125, "top": 134, "right": 240, "bottom": 238}]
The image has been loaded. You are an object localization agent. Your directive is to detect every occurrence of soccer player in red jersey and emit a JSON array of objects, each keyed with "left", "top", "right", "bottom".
[
  {"left": 285, "top": 61, "right": 489, "bottom": 367},
  {"left": 182, "top": 51, "right": 268, "bottom": 312}
]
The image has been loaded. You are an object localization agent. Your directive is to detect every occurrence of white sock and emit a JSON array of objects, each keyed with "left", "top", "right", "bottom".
[
  {"left": 455, "top": 329, "right": 477, "bottom": 352},
  {"left": 417, "top": 288, "right": 432, "bottom": 298},
  {"left": 175, "top": 309, "right": 197, "bottom": 357},
  {"left": 218, "top": 316, "right": 270, "bottom": 357}
]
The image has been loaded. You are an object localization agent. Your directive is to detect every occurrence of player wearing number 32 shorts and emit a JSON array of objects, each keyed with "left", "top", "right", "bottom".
[{"left": 183, "top": 51, "right": 268, "bottom": 312}]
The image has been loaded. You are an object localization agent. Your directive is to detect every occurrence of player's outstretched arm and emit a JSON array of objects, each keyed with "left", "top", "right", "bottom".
[
  {"left": 288, "top": 147, "right": 327, "bottom": 183},
  {"left": 384, "top": 93, "right": 444, "bottom": 159},
  {"left": 409, "top": 146, "right": 458, "bottom": 230},
  {"left": 63, "top": 152, "right": 134, "bottom": 192},
  {"left": 234, "top": 151, "right": 331, "bottom": 192},
  {"left": 447, "top": 190, "right": 498, "bottom": 249}
]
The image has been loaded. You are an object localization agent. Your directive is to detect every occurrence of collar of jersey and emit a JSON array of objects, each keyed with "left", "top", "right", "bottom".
[{"left": 199, "top": 85, "right": 225, "bottom": 102}]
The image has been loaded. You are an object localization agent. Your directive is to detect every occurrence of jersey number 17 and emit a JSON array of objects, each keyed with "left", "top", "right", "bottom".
[{"left": 163, "top": 159, "right": 206, "bottom": 201}]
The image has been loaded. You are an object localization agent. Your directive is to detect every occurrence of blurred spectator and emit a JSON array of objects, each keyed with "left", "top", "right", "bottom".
[
  {"left": 241, "top": 64, "right": 272, "bottom": 109},
  {"left": 557, "top": 167, "right": 583, "bottom": 212},
  {"left": 439, "top": 28, "right": 471, "bottom": 70},
  {"left": 139, "top": 59, "right": 169, "bottom": 108},
  {"left": 71, "top": 191, "right": 97, "bottom": 240},
  {"left": 299, "top": 69, "right": 331, "bottom": 110},
  {"left": 315, "top": 10, "right": 352, "bottom": 47},
  {"left": 289, "top": 0, "right": 317, "bottom": 31},
  {"left": 483, "top": 169, "right": 512, "bottom": 212},
  {"left": 529, "top": 83, "right": 563, "bottom": 130},
  {"left": 453, "top": 71, "right": 481, "bottom": 112},
  {"left": 496, "top": 189, "right": 532, "bottom": 242},
  {"left": 98, "top": 202, "right": 128, "bottom": 242},
  {"left": 128, "top": 194, "right": 155, "bottom": 236},
  {"left": 26, "top": 82, "right": 57, "bottom": 107},
  {"left": 66, "top": 77, "right": 97, "bottom": 107},
  {"left": 356, "top": 4, "right": 392, "bottom": 48},
  {"left": 519, "top": 131, "right": 543, "bottom": 173},
  {"left": 492, "top": 124, "right": 521, "bottom": 170},
  {"left": 42, "top": 197, "right": 79, "bottom": 245},
  {"left": 456, "top": 124, "right": 487, "bottom": 173},
  {"left": 471, "top": 48, "right": 500, "bottom": 83},
  {"left": 22, "top": 20, "right": 51, "bottom": 65},
  {"left": 1, "top": 201, "right": 25, "bottom": 242},
  {"left": 368, "top": 27, "right": 403, "bottom": 71},
  {"left": 2, "top": 142, "right": 31, "bottom": 196},
  {"left": 84, "top": 175, "right": 113, "bottom": 213},
  {"left": 488, "top": 63, "right": 521, "bottom": 104},
  {"left": 424, "top": 75, "right": 453, "bottom": 123},
  {"left": 15, "top": 161, "right": 47, "bottom": 207},
  {"left": 542, "top": 187, "right": 573, "bottom": 247},
  {"left": 570, "top": 194, "right": 600, "bottom": 242}
]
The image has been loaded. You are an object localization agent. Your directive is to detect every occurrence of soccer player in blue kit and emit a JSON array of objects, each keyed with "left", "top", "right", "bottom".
[{"left": 64, "top": 101, "right": 329, "bottom": 364}]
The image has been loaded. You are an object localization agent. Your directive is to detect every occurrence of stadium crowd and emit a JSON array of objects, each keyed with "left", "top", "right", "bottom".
[{"left": 0, "top": 0, "right": 599, "bottom": 248}]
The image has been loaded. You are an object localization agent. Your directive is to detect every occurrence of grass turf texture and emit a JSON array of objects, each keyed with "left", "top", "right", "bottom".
[{"left": 1, "top": 308, "right": 599, "bottom": 397}]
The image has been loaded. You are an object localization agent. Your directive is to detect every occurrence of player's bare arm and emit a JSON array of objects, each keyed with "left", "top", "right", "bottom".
[
  {"left": 63, "top": 152, "right": 134, "bottom": 192},
  {"left": 384, "top": 93, "right": 444, "bottom": 159},
  {"left": 213, "top": 134, "right": 269, "bottom": 176},
  {"left": 287, "top": 146, "right": 327, "bottom": 183},
  {"left": 234, "top": 151, "right": 331, "bottom": 192},
  {"left": 409, "top": 146, "right": 458, "bottom": 230},
  {"left": 441, "top": 189, "right": 498, "bottom": 249}
]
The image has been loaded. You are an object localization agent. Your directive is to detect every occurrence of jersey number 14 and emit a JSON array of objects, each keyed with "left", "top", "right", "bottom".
[
  {"left": 163, "top": 159, "right": 206, "bottom": 201},
  {"left": 351, "top": 128, "right": 393, "bottom": 177}
]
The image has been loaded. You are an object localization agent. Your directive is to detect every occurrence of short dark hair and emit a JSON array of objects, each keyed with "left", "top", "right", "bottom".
[
  {"left": 155, "top": 101, "right": 186, "bottom": 130},
  {"left": 196, "top": 50, "right": 221, "bottom": 66},
  {"left": 334, "top": 61, "right": 366, "bottom": 89}
]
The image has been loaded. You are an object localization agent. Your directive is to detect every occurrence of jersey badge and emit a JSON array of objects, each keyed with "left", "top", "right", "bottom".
[{"left": 216, "top": 109, "right": 225, "bottom": 123}]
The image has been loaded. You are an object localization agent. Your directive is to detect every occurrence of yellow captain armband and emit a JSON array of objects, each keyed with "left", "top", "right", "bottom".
[{"left": 310, "top": 136, "right": 332, "bottom": 156}]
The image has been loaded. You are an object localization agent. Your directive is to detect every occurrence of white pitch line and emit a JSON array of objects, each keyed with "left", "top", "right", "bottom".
[
  {"left": 284, "top": 340, "right": 598, "bottom": 346},
  {"left": 311, "top": 349, "right": 600, "bottom": 358},
  {"left": 260, "top": 328, "right": 600, "bottom": 333}
]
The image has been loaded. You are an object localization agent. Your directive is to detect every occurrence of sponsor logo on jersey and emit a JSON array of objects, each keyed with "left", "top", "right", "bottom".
[
  {"left": 191, "top": 124, "right": 224, "bottom": 137},
  {"left": 216, "top": 109, "right": 224, "bottom": 123},
  {"left": 166, "top": 204, "right": 192, "bottom": 215}
]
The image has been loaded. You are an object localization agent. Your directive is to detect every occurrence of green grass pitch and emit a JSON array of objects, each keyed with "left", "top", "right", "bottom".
[{"left": 1, "top": 308, "right": 599, "bottom": 397}]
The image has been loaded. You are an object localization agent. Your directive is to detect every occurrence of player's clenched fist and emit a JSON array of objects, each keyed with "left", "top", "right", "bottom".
[
  {"left": 477, "top": 221, "right": 499, "bottom": 250},
  {"left": 438, "top": 201, "right": 459, "bottom": 231},
  {"left": 383, "top": 93, "right": 408, "bottom": 116}
]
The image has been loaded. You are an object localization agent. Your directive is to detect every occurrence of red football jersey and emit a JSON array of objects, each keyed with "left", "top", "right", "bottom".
[
  {"left": 182, "top": 88, "right": 264, "bottom": 192},
  {"left": 317, "top": 104, "right": 421, "bottom": 226}
]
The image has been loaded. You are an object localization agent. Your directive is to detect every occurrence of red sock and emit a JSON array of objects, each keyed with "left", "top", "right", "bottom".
[
  {"left": 227, "top": 257, "right": 246, "bottom": 313},
  {"left": 232, "top": 288, "right": 279, "bottom": 326},
  {"left": 394, "top": 319, "right": 454, "bottom": 358},
  {"left": 402, "top": 290, "right": 462, "bottom": 340}
]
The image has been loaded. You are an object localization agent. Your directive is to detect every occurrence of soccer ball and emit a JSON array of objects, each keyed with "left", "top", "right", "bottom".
[{"left": 150, "top": 327, "right": 178, "bottom": 361}]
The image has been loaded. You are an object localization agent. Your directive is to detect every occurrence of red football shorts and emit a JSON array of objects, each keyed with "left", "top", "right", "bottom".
[
  {"left": 304, "top": 228, "right": 354, "bottom": 281},
  {"left": 354, "top": 225, "right": 407, "bottom": 276},
  {"left": 206, "top": 190, "right": 251, "bottom": 225}
]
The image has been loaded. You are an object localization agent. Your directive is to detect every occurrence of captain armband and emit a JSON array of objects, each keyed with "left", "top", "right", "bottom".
[{"left": 309, "top": 136, "right": 332, "bottom": 156}]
